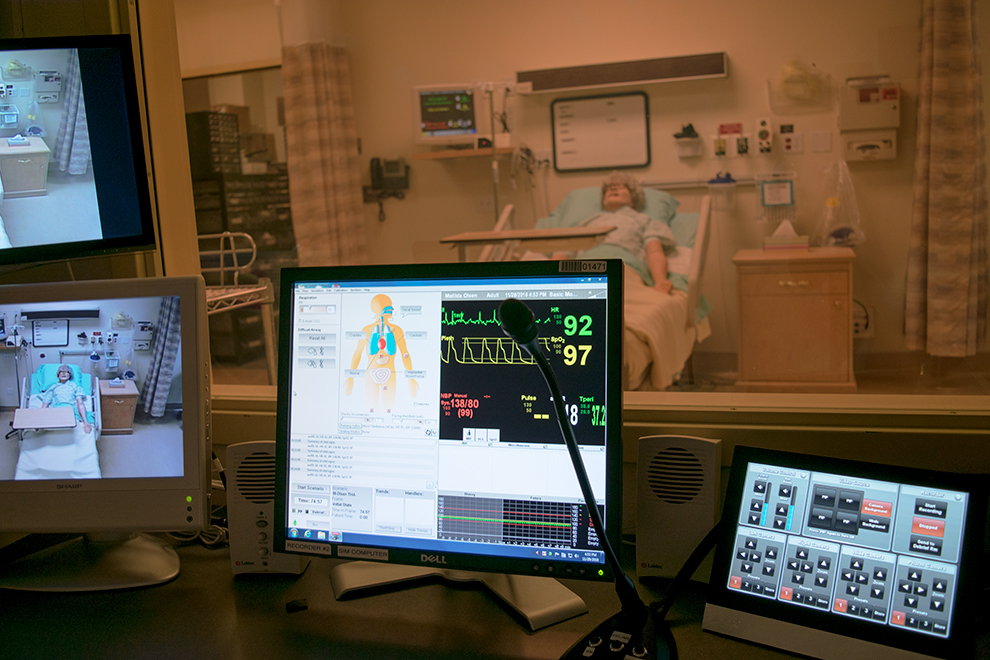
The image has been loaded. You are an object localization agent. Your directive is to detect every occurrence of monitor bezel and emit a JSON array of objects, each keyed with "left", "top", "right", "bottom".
[
  {"left": 0, "top": 275, "right": 211, "bottom": 533},
  {"left": 273, "top": 260, "right": 624, "bottom": 583},
  {"left": 0, "top": 34, "right": 158, "bottom": 268},
  {"left": 704, "top": 445, "right": 988, "bottom": 660},
  {"left": 411, "top": 83, "right": 490, "bottom": 147}
]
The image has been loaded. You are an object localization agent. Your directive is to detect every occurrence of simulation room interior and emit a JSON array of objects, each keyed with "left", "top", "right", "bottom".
[{"left": 175, "top": 1, "right": 990, "bottom": 404}]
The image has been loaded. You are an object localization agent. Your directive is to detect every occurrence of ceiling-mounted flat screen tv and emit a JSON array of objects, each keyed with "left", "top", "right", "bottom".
[{"left": 0, "top": 34, "right": 157, "bottom": 269}]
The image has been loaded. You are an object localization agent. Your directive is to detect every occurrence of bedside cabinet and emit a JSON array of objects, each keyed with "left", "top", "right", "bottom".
[
  {"left": 99, "top": 379, "right": 140, "bottom": 435},
  {"left": 0, "top": 137, "right": 51, "bottom": 198},
  {"left": 733, "top": 247, "right": 856, "bottom": 392}
]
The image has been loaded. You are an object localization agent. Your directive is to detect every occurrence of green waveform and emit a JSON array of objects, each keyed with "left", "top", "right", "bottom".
[
  {"left": 442, "top": 307, "right": 552, "bottom": 327},
  {"left": 440, "top": 515, "right": 570, "bottom": 528}
]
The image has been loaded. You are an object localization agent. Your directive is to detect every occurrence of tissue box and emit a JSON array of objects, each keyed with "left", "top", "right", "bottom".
[{"left": 763, "top": 235, "right": 809, "bottom": 251}]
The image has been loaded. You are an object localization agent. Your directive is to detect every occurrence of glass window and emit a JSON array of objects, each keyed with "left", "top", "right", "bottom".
[{"left": 182, "top": 69, "right": 293, "bottom": 387}]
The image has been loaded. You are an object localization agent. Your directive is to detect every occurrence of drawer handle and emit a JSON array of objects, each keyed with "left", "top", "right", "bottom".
[
  {"left": 778, "top": 279, "right": 810, "bottom": 287},
  {"left": 113, "top": 399, "right": 126, "bottom": 404}
]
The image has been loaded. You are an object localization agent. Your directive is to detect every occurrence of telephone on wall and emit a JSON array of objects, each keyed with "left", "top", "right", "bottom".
[
  {"left": 365, "top": 157, "right": 409, "bottom": 221},
  {"left": 370, "top": 157, "right": 409, "bottom": 192}
]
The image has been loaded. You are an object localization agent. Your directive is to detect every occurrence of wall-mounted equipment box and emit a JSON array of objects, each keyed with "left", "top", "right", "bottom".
[
  {"left": 35, "top": 70, "right": 61, "bottom": 93},
  {"left": 842, "top": 129, "right": 897, "bottom": 161},
  {"left": 839, "top": 77, "right": 900, "bottom": 131}
]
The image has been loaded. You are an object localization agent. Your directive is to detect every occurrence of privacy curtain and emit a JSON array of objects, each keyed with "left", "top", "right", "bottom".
[
  {"left": 138, "top": 296, "right": 181, "bottom": 418},
  {"left": 53, "top": 48, "right": 91, "bottom": 175},
  {"left": 905, "top": 0, "right": 988, "bottom": 356},
  {"left": 281, "top": 43, "right": 367, "bottom": 266}
]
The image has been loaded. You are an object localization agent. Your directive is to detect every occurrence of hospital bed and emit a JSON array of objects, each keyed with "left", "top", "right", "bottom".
[
  {"left": 13, "top": 363, "right": 102, "bottom": 479},
  {"left": 441, "top": 189, "right": 713, "bottom": 391}
]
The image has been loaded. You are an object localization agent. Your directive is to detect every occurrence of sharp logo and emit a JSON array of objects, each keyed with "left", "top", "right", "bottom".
[
  {"left": 421, "top": 554, "right": 447, "bottom": 565},
  {"left": 56, "top": 483, "right": 84, "bottom": 490}
]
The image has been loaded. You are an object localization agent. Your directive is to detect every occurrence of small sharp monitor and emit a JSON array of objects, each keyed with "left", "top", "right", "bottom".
[
  {"left": 0, "top": 34, "right": 157, "bottom": 268},
  {"left": 412, "top": 84, "right": 487, "bottom": 147},
  {"left": 704, "top": 446, "right": 988, "bottom": 660},
  {"left": 0, "top": 275, "right": 211, "bottom": 591},
  {"left": 274, "top": 260, "right": 624, "bottom": 628}
]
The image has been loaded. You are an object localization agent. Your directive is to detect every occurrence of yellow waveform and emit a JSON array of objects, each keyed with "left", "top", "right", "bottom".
[{"left": 440, "top": 336, "right": 550, "bottom": 365}]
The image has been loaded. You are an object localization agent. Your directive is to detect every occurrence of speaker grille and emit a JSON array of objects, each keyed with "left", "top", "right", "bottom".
[
  {"left": 234, "top": 452, "right": 275, "bottom": 503},
  {"left": 646, "top": 446, "right": 704, "bottom": 504}
]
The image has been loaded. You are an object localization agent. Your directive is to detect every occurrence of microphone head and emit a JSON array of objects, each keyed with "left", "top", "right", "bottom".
[{"left": 499, "top": 298, "right": 539, "bottom": 346}]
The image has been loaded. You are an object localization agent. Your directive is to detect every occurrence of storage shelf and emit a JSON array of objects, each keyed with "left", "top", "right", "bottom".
[{"left": 411, "top": 147, "right": 514, "bottom": 161}]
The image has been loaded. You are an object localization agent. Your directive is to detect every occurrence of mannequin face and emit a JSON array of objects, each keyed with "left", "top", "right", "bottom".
[{"left": 603, "top": 184, "right": 633, "bottom": 212}]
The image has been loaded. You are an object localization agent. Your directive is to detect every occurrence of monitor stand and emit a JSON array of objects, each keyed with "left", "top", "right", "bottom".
[
  {"left": 330, "top": 560, "right": 588, "bottom": 630},
  {"left": 0, "top": 532, "right": 180, "bottom": 592}
]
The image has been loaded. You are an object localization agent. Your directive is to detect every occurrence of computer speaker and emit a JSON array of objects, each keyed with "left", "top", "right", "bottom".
[
  {"left": 636, "top": 435, "right": 721, "bottom": 582},
  {"left": 227, "top": 440, "right": 309, "bottom": 575}
]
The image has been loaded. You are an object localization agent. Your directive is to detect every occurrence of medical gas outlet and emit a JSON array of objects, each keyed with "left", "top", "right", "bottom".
[{"left": 756, "top": 118, "right": 772, "bottom": 153}]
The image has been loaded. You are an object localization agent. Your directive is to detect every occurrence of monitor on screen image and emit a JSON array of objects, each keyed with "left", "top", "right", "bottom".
[
  {"left": 412, "top": 84, "right": 489, "bottom": 147},
  {"left": 274, "top": 260, "right": 624, "bottom": 629},
  {"left": 704, "top": 446, "right": 989, "bottom": 660},
  {"left": 0, "top": 275, "right": 211, "bottom": 591},
  {"left": 0, "top": 34, "right": 157, "bottom": 268}
]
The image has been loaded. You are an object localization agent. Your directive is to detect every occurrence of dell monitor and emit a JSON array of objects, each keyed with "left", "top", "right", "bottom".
[
  {"left": 274, "top": 260, "right": 624, "bottom": 629},
  {"left": 412, "top": 84, "right": 489, "bottom": 147},
  {"left": 0, "top": 275, "right": 211, "bottom": 591},
  {"left": 705, "top": 446, "right": 988, "bottom": 660},
  {"left": 0, "top": 34, "right": 157, "bottom": 268}
]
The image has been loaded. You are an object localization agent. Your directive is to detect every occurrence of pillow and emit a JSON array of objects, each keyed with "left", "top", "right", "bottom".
[
  {"left": 31, "top": 363, "right": 91, "bottom": 397},
  {"left": 536, "top": 186, "right": 680, "bottom": 229}
]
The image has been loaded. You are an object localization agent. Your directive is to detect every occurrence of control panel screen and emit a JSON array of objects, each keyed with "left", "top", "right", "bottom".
[{"left": 706, "top": 446, "right": 987, "bottom": 660}]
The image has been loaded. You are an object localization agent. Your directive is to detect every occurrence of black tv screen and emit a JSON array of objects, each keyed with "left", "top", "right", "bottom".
[{"left": 0, "top": 34, "right": 156, "bottom": 267}]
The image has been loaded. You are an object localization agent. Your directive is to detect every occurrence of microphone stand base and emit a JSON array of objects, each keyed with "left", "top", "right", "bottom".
[{"left": 559, "top": 609, "right": 677, "bottom": 660}]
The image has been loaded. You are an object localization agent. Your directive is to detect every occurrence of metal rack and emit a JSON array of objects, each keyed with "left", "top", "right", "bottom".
[{"left": 199, "top": 232, "right": 277, "bottom": 384}]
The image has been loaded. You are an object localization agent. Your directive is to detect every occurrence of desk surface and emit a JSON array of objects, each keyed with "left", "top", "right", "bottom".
[{"left": 1, "top": 539, "right": 986, "bottom": 660}]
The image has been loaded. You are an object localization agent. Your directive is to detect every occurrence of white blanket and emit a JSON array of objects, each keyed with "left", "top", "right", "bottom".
[
  {"left": 623, "top": 265, "right": 711, "bottom": 391},
  {"left": 14, "top": 393, "right": 101, "bottom": 479}
]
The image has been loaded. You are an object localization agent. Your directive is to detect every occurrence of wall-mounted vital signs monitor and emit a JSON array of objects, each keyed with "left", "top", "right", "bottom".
[
  {"left": 412, "top": 84, "right": 488, "bottom": 147},
  {"left": 704, "top": 446, "right": 988, "bottom": 660},
  {"left": 274, "top": 260, "right": 624, "bottom": 629}
]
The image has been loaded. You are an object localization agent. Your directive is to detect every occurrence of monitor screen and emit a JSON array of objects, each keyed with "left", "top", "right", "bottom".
[
  {"left": 0, "top": 275, "right": 211, "bottom": 590},
  {"left": 704, "top": 446, "right": 988, "bottom": 660},
  {"left": 412, "top": 85, "right": 485, "bottom": 146},
  {"left": 0, "top": 34, "right": 157, "bottom": 268},
  {"left": 274, "top": 261, "right": 623, "bottom": 585}
]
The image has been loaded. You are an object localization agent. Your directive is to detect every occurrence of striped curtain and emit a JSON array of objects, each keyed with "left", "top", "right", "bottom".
[
  {"left": 281, "top": 43, "right": 367, "bottom": 267},
  {"left": 53, "top": 48, "right": 91, "bottom": 175},
  {"left": 905, "top": 0, "right": 988, "bottom": 356},
  {"left": 138, "top": 296, "right": 181, "bottom": 418}
]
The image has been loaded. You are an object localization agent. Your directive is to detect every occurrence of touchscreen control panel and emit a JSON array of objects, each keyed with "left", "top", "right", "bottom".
[{"left": 726, "top": 460, "right": 968, "bottom": 638}]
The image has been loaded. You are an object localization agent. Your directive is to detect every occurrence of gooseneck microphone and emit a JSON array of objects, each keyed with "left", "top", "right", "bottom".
[{"left": 499, "top": 298, "right": 674, "bottom": 660}]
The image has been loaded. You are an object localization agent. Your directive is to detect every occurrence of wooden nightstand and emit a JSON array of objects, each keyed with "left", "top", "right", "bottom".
[
  {"left": 0, "top": 137, "right": 51, "bottom": 198},
  {"left": 733, "top": 247, "right": 856, "bottom": 392},
  {"left": 99, "top": 379, "right": 140, "bottom": 435}
]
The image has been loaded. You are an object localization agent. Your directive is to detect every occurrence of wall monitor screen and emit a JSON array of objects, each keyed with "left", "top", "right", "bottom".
[
  {"left": 412, "top": 85, "right": 481, "bottom": 146},
  {"left": 704, "top": 446, "right": 988, "bottom": 660}
]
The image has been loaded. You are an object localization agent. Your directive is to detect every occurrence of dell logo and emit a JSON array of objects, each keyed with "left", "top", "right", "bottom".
[{"left": 421, "top": 553, "right": 447, "bottom": 565}]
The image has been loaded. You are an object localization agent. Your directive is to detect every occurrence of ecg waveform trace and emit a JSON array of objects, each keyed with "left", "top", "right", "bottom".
[
  {"left": 438, "top": 495, "right": 575, "bottom": 545},
  {"left": 441, "top": 307, "right": 552, "bottom": 327},
  {"left": 440, "top": 336, "right": 552, "bottom": 365}
]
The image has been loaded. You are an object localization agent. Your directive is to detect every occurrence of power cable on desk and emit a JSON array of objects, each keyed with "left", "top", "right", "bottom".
[{"left": 167, "top": 524, "right": 228, "bottom": 548}]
